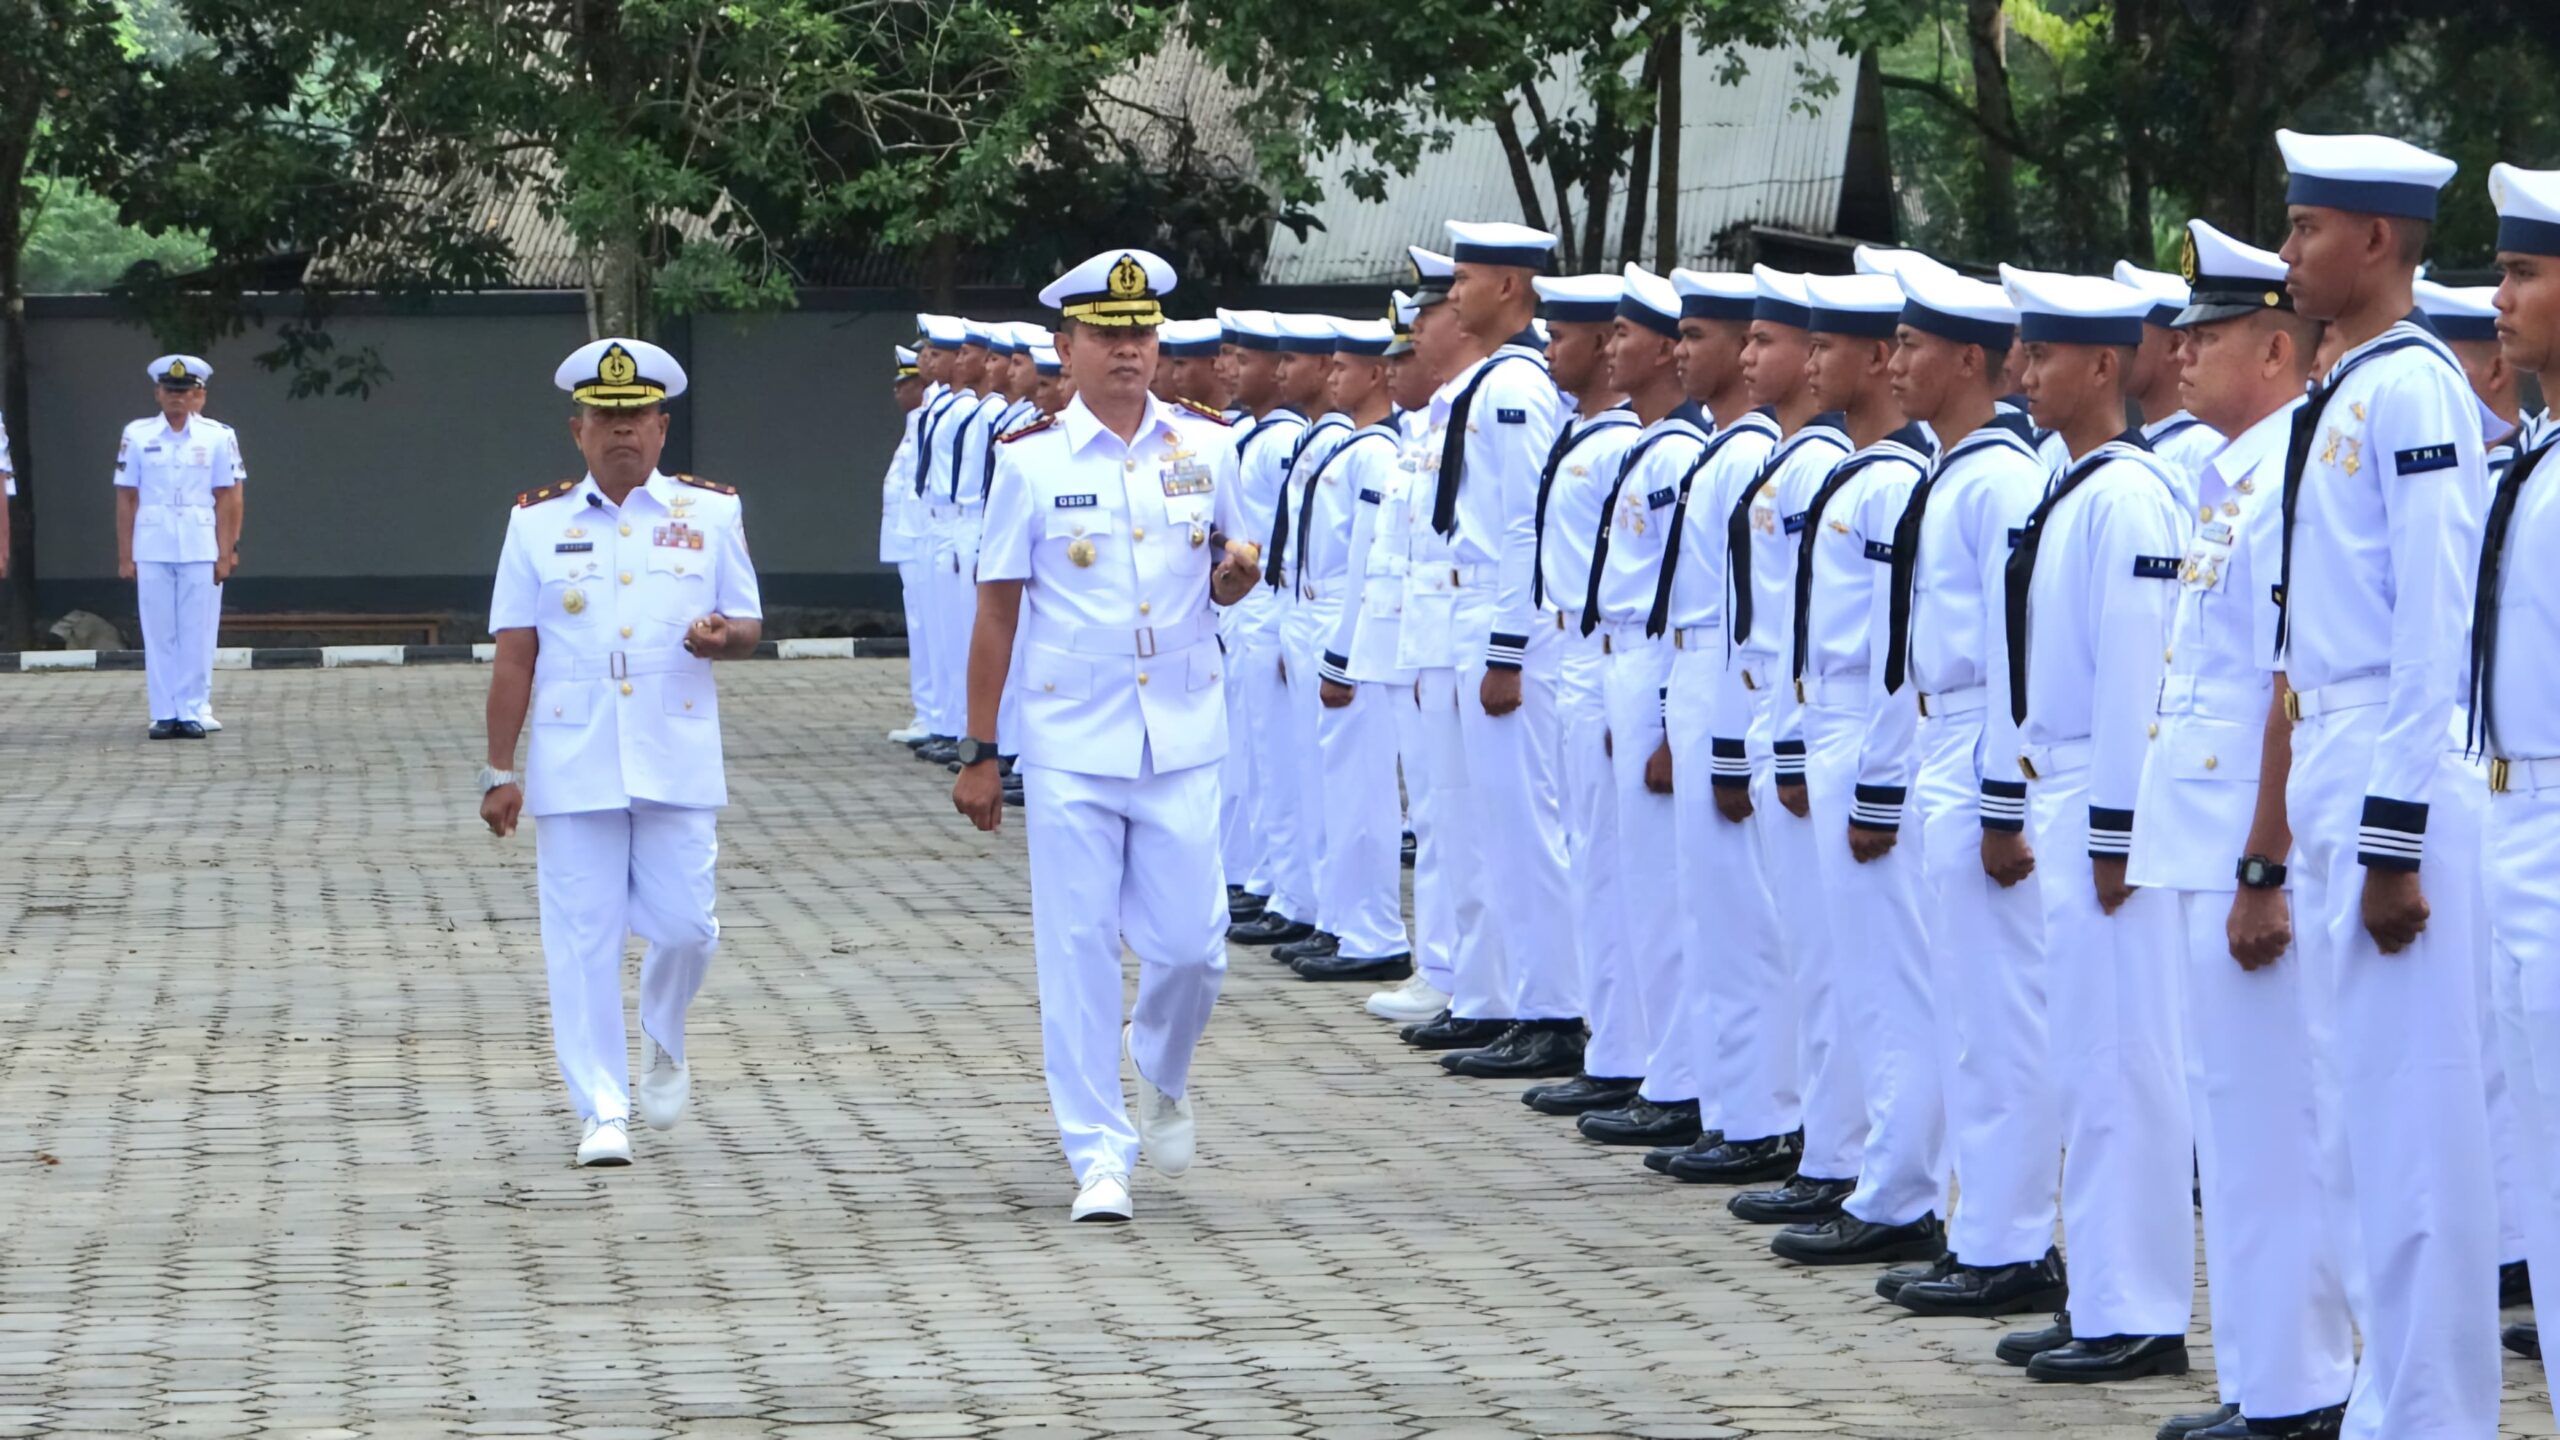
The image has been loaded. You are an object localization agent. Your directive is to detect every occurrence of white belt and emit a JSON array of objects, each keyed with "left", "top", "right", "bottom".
[
  {"left": 1733, "top": 657, "right": 1775, "bottom": 692},
  {"left": 1795, "top": 673, "right": 1868, "bottom": 708},
  {"left": 1031, "top": 612, "right": 1216, "bottom": 658},
  {"left": 1591, "top": 618, "right": 1651, "bottom": 654},
  {"left": 538, "top": 648, "right": 700, "bottom": 681},
  {"left": 2158, "top": 674, "right": 2268, "bottom": 720},
  {"left": 2490, "top": 755, "right": 2560, "bottom": 795},
  {"left": 1916, "top": 685, "right": 1986, "bottom": 719},
  {"left": 2283, "top": 672, "right": 2390, "bottom": 723},
  {"left": 1670, "top": 626, "right": 1716, "bottom": 651},
  {"left": 2016, "top": 737, "right": 2093, "bottom": 781},
  {"left": 1440, "top": 561, "right": 1497, "bottom": 590},
  {"left": 139, "top": 503, "right": 215, "bottom": 521},
  {"left": 1549, "top": 607, "right": 1575, "bottom": 632}
]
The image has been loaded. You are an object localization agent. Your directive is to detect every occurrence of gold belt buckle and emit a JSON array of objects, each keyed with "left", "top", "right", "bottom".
[
  {"left": 2018, "top": 753, "right": 2040, "bottom": 781},
  {"left": 2282, "top": 689, "right": 2302, "bottom": 723},
  {"left": 1743, "top": 669, "right": 1759, "bottom": 692},
  {"left": 1450, "top": 566, "right": 1461, "bottom": 587},
  {"left": 1602, "top": 634, "right": 1614, "bottom": 655},
  {"left": 1794, "top": 679, "right": 1806, "bottom": 704},
  {"left": 2491, "top": 757, "right": 2512, "bottom": 794},
  {"left": 1555, "top": 610, "right": 1569, "bottom": 631},
  {"left": 1918, "top": 692, "right": 1934, "bottom": 719},
  {"left": 1672, "top": 630, "right": 1685, "bottom": 651}
]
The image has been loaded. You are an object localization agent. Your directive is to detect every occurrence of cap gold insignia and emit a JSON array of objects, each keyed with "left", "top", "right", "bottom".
[
  {"left": 599, "top": 345, "right": 638, "bottom": 387},
  {"left": 562, "top": 587, "right": 588, "bottom": 615},
  {"left": 165, "top": 360, "right": 191, "bottom": 381},
  {"left": 2178, "top": 232, "right": 2198, "bottom": 285},
  {"left": 1108, "top": 254, "right": 1148, "bottom": 300},
  {"left": 2264, "top": 290, "right": 2282, "bottom": 307},
  {"left": 1068, "top": 537, "right": 1097, "bottom": 568}
]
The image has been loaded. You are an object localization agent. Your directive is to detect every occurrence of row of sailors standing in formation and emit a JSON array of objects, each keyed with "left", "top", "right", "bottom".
[{"left": 876, "top": 127, "right": 2560, "bottom": 1440}]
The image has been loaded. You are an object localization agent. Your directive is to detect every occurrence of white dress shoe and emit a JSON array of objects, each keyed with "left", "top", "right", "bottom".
[
  {"left": 196, "top": 712, "right": 223, "bottom": 733},
  {"left": 1125, "top": 1024, "right": 1195, "bottom": 1177},
  {"left": 576, "top": 1117, "right": 632, "bottom": 1167},
  {"left": 1365, "top": 975, "right": 1449, "bottom": 1023},
  {"left": 1071, "top": 1171, "right": 1133, "bottom": 1223},
  {"left": 886, "top": 723, "right": 930, "bottom": 743},
  {"left": 638, "top": 1039, "right": 690, "bottom": 1131}
]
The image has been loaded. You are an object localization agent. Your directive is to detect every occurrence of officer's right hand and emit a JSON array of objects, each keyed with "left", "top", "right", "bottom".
[
  {"left": 119, "top": 558, "right": 137, "bottom": 581},
  {"left": 481, "top": 783, "right": 522, "bottom": 838},
  {"left": 953, "top": 761, "right": 1005, "bottom": 832},
  {"left": 1775, "top": 780, "right": 1809, "bottom": 818},
  {"left": 2226, "top": 885, "right": 2292, "bottom": 970},
  {"left": 1319, "top": 679, "right": 1354, "bottom": 709},
  {"left": 1980, "top": 829, "right": 2036, "bottom": 888}
]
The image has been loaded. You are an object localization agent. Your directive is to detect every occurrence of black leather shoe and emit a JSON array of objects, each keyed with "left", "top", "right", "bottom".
[
  {"left": 1229, "top": 912, "right": 1315, "bottom": 946},
  {"left": 2026, "top": 1333, "right": 2189, "bottom": 1383},
  {"left": 2502, "top": 1258, "right": 2532, "bottom": 1308},
  {"left": 1876, "top": 1251, "right": 1958, "bottom": 1303},
  {"left": 917, "top": 739, "right": 958, "bottom": 763},
  {"left": 1450, "top": 1022, "right": 1585, "bottom": 1079},
  {"left": 1770, "top": 1211, "right": 1944, "bottom": 1266},
  {"left": 2196, "top": 1407, "right": 2341, "bottom": 1440},
  {"left": 1229, "top": 891, "right": 1269, "bottom": 921},
  {"left": 1437, "top": 1020, "right": 1524, "bottom": 1071},
  {"left": 1894, "top": 1246, "right": 2067, "bottom": 1317},
  {"left": 2506, "top": 1321, "right": 2540, "bottom": 1359},
  {"left": 1274, "top": 932, "right": 1337, "bottom": 964},
  {"left": 1403, "top": 1014, "right": 1512, "bottom": 1050},
  {"left": 1728, "top": 1174, "right": 1856, "bottom": 1225},
  {"left": 1997, "top": 1311, "right": 2072, "bottom": 1367},
  {"left": 1667, "top": 1131, "right": 1803, "bottom": 1185},
  {"left": 149, "top": 719, "right": 181, "bottom": 739},
  {"left": 1643, "top": 1140, "right": 1712, "bottom": 1175},
  {"left": 1294, "top": 951, "right": 1411, "bottom": 983},
  {"left": 175, "top": 720, "right": 207, "bottom": 739},
  {"left": 2183, "top": 1417, "right": 2248, "bottom": 1440},
  {"left": 902, "top": 732, "right": 939, "bottom": 751},
  {"left": 1575, "top": 1097, "right": 1702, "bottom": 1147},
  {"left": 2155, "top": 1403, "right": 2236, "bottom": 1440},
  {"left": 1523, "top": 1075, "right": 1642, "bottom": 1116}
]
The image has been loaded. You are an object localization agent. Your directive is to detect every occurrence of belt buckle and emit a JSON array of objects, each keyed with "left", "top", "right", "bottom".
[
  {"left": 1918, "top": 691, "right": 1934, "bottom": 719},
  {"left": 1794, "top": 679, "right": 1806, "bottom": 704},
  {"left": 1743, "top": 668, "right": 1759, "bottom": 692},
  {"left": 609, "top": 651, "right": 629, "bottom": 681},
  {"left": 2491, "top": 757, "right": 2512, "bottom": 794},
  {"left": 2018, "top": 753, "right": 2040, "bottom": 781},
  {"left": 1135, "top": 626, "right": 1159, "bottom": 659},
  {"left": 1672, "top": 631, "right": 1685, "bottom": 651},
  {"left": 1602, "top": 634, "right": 1613, "bottom": 655},
  {"left": 2282, "top": 689, "right": 2302, "bottom": 723},
  {"left": 1555, "top": 610, "right": 1569, "bottom": 631}
]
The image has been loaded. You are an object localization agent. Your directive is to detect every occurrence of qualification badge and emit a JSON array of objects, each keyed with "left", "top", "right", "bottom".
[
  {"left": 562, "top": 587, "right": 588, "bottom": 616},
  {"left": 1068, "top": 538, "right": 1097, "bottom": 568}
]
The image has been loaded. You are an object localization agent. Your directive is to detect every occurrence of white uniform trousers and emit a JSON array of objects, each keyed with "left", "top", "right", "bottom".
[
  {"left": 898, "top": 558, "right": 937, "bottom": 729},
  {"left": 1240, "top": 630, "right": 1311, "bottom": 921},
  {"left": 1454, "top": 609, "right": 1581, "bottom": 1022},
  {"left": 1766, "top": 694, "right": 1863, "bottom": 1181},
  {"left": 1601, "top": 634, "right": 1692, "bottom": 1104},
  {"left": 1276, "top": 617, "right": 1329, "bottom": 930},
  {"left": 925, "top": 514, "right": 982, "bottom": 738},
  {"left": 2027, "top": 766, "right": 2193, "bottom": 1339},
  {"left": 1315, "top": 678, "right": 1410, "bottom": 960},
  {"left": 1668, "top": 645, "right": 1797, "bottom": 1140},
  {"left": 1023, "top": 756, "right": 1227, "bottom": 1183},
  {"left": 2178, "top": 889, "right": 2355, "bottom": 1420},
  {"left": 1396, "top": 679, "right": 1460, "bottom": 997},
  {"left": 1914, "top": 708, "right": 2057, "bottom": 1266},
  {"left": 2288, "top": 714, "right": 2496, "bottom": 1440},
  {"left": 533, "top": 801, "right": 721, "bottom": 1124},
  {"left": 137, "top": 560, "right": 214, "bottom": 723},
  {"left": 2457, "top": 785, "right": 2535, "bottom": 1273},
  {"left": 195, "top": 579, "right": 224, "bottom": 721},
  {"left": 1802, "top": 698, "right": 1945, "bottom": 1226},
  {"left": 1219, "top": 619, "right": 1265, "bottom": 896},
  {"left": 1417, "top": 665, "right": 1509, "bottom": 1019},
  {"left": 1562, "top": 635, "right": 1639, "bottom": 1078},
  {"left": 2488, "top": 771, "right": 2560, "bottom": 1431}
]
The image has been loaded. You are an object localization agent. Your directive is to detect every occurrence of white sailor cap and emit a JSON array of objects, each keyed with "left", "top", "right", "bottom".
[
  {"left": 148, "top": 354, "right": 213, "bottom": 388},
  {"left": 1532, "top": 274, "right": 1623, "bottom": 325},
  {"left": 555, "top": 337, "right": 686, "bottom": 409},
  {"left": 1800, "top": 272, "right": 1905, "bottom": 339},
  {"left": 1998, "top": 265, "right": 2153, "bottom": 347},
  {"left": 1273, "top": 314, "right": 1337, "bottom": 355},
  {"left": 1670, "top": 268, "right": 1756, "bottom": 323},
  {"left": 2277, "top": 129, "right": 2457, "bottom": 222},
  {"left": 2490, "top": 163, "right": 2560, "bottom": 258},
  {"left": 1334, "top": 318, "right": 1395, "bottom": 357},
  {"left": 1617, "top": 265, "right": 1682, "bottom": 338},
  {"left": 1894, "top": 267, "right": 2017, "bottom": 350},
  {"left": 958, "top": 319, "right": 993, "bottom": 347},
  {"left": 986, "top": 324, "right": 1024, "bottom": 356},
  {"left": 1853, "top": 246, "right": 1961, "bottom": 288},
  {"left": 1407, "top": 247, "right": 1457, "bottom": 304},
  {"left": 1157, "top": 319, "right": 1223, "bottom": 358},
  {"left": 1219, "top": 308, "right": 1283, "bottom": 352},
  {"left": 2111, "top": 261, "right": 2191, "bottom": 328},
  {"left": 894, "top": 345, "right": 920, "bottom": 378},
  {"left": 2415, "top": 278, "right": 2499, "bottom": 343},
  {"left": 2172, "top": 220, "right": 2292, "bottom": 327},
  {"left": 1039, "top": 249, "right": 1175, "bottom": 327},
  {"left": 1751, "top": 266, "right": 1813, "bottom": 329},
  {"left": 1032, "top": 346, "right": 1062, "bottom": 376},
  {"left": 918, "top": 314, "right": 967, "bottom": 347},
  {"left": 1531, "top": 318, "right": 1550, "bottom": 348},
  {"left": 1445, "top": 220, "right": 1558, "bottom": 269}
]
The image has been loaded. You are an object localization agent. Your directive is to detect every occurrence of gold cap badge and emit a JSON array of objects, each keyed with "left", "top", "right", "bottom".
[{"left": 2178, "top": 231, "right": 2198, "bottom": 285}]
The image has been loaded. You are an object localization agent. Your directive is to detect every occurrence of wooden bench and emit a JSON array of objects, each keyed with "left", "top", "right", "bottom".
[{"left": 220, "top": 612, "right": 447, "bottom": 646}]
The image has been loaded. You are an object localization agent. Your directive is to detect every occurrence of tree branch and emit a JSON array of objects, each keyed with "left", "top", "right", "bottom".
[{"left": 1877, "top": 71, "right": 2054, "bottom": 168}]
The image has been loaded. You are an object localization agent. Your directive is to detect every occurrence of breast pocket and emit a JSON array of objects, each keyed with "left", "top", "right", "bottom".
[
  {"left": 644, "top": 544, "right": 714, "bottom": 634},
  {"left": 1042, "top": 502, "right": 1119, "bottom": 565},
  {"left": 540, "top": 564, "right": 604, "bottom": 634}
]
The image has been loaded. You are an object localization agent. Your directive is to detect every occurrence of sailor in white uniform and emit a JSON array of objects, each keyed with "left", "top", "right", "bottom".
[
  {"left": 885, "top": 342, "right": 933, "bottom": 743},
  {"left": 2266, "top": 130, "right": 2498, "bottom": 1438},
  {"left": 1219, "top": 308, "right": 1309, "bottom": 940},
  {"left": 1997, "top": 264, "right": 2194, "bottom": 1383},
  {"left": 115, "top": 356, "right": 243, "bottom": 738},
  {"left": 481, "top": 338, "right": 763, "bottom": 1167},
  {"left": 955, "top": 249, "right": 1260, "bottom": 1223},
  {"left": 2115, "top": 260, "right": 2228, "bottom": 499},
  {"left": 899, "top": 315, "right": 971, "bottom": 748}
]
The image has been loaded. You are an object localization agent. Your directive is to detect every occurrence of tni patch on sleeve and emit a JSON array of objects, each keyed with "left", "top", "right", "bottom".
[
  {"left": 1646, "top": 487, "right": 1677, "bottom": 510},
  {"left": 1496, "top": 408, "right": 1527, "bottom": 425},
  {"left": 1863, "top": 540, "right": 1895, "bottom": 563},
  {"left": 2394, "top": 444, "right": 2457, "bottom": 476}
]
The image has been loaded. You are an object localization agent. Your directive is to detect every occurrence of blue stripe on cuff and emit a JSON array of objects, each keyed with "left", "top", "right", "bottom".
[
  {"left": 1980, "top": 777, "right": 2027, "bottom": 832},
  {"left": 2088, "top": 805, "right": 2134, "bottom": 857},
  {"left": 2358, "top": 795, "right": 2428, "bottom": 870},
  {"left": 1851, "top": 783, "right": 1906, "bottom": 831}
]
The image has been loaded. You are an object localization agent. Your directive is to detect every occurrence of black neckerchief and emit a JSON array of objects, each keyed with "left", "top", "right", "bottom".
[
  {"left": 1882, "top": 413, "right": 2037, "bottom": 693},
  {"left": 1581, "top": 407, "right": 1709, "bottom": 634},
  {"left": 1725, "top": 413, "right": 1846, "bottom": 653},
  {"left": 2469, "top": 433, "right": 2556, "bottom": 756},
  {"left": 1256, "top": 411, "right": 1319, "bottom": 586},
  {"left": 1530, "top": 409, "right": 1638, "bottom": 608},
  {"left": 1789, "top": 423, "right": 1934, "bottom": 683},
  {"left": 1645, "top": 407, "right": 1779, "bottom": 637},
  {"left": 2002, "top": 431, "right": 2153, "bottom": 724},
  {"left": 1430, "top": 352, "right": 1544, "bottom": 537},
  {"left": 1271, "top": 426, "right": 1396, "bottom": 590},
  {"left": 913, "top": 390, "right": 961, "bottom": 496}
]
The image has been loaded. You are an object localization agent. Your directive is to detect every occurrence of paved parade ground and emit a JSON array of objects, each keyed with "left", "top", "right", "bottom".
[{"left": 0, "top": 659, "right": 2549, "bottom": 1440}]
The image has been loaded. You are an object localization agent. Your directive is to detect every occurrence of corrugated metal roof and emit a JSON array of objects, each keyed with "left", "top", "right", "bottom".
[{"left": 1263, "top": 42, "right": 1859, "bottom": 285}]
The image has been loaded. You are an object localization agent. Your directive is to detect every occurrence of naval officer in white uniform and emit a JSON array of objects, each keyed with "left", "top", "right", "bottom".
[
  {"left": 953, "top": 249, "right": 1262, "bottom": 1224},
  {"left": 480, "top": 337, "right": 764, "bottom": 1168},
  {"left": 115, "top": 355, "right": 243, "bottom": 738}
]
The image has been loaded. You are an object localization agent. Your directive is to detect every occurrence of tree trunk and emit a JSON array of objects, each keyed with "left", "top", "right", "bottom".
[
  {"left": 1581, "top": 126, "right": 1613, "bottom": 279},
  {"left": 1489, "top": 103, "right": 1553, "bottom": 237},
  {"left": 591, "top": 230, "right": 648, "bottom": 340},
  {"left": 0, "top": 92, "right": 42, "bottom": 648},
  {"left": 1619, "top": 121, "right": 1654, "bottom": 270},
  {"left": 572, "top": 0, "right": 649, "bottom": 339},
  {"left": 2117, "top": 0, "right": 2153, "bottom": 264},
  {"left": 1964, "top": 0, "right": 2019, "bottom": 260},
  {"left": 1522, "top": 87, "right": 1579, "bottom": 270},
  {"left": 1654, "top": 25, "right": 1683, "bottom": 274}
]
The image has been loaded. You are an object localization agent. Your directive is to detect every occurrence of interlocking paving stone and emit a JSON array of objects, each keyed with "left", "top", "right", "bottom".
[{"left": 2, "top": 662, "right": 2552, "bottom": 1437}]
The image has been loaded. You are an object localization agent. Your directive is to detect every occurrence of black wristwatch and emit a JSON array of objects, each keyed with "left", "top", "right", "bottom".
[
  {"left": 2235, "top": 853, "right": 2287, "bottom": 890},
  {"left": 955, "top": 736, "right": 999, "bottom": 768}
]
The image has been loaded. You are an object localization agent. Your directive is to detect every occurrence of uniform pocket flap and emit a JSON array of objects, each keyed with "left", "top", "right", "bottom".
[
  {"left": 2160, "top": 719, "right": 2258, "bottom": 782},
  {"left": 662, "top": 674, "right": 714, "bottom": 718},
  {"left": 535, "top": 680, "right": 591, "bottom": 725},
  {"left": 1018, "top": 647, "right": 1093, "bottom": 700},
  {"left": 1188, "top": 648, "right": 1223, "bottom": 692}
]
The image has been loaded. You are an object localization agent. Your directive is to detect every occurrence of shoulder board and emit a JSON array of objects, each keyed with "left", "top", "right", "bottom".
[
  {"left": 515, "top": 479, "right": 577, "bottom": 508},
  {"left": 675, "top": 473, "right": 737, "bottom": 495},
  {"left": 999, "top": 417, "right": 1058, "bottom": 444},
  {"left": 1175, "top": 398, "right": 1233, "bottom": 426}
]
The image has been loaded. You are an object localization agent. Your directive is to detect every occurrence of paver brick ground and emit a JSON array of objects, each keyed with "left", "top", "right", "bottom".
[{"left": 0, "top": 662, "right": 2549, "bottom": 1438}]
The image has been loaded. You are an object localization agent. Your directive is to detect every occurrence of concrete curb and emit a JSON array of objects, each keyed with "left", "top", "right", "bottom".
[{"left": 0, "top": 636, "right": 908, "bottom": 673}]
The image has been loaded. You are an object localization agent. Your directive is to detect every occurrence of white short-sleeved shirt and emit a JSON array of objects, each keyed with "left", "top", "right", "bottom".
[
  {"left": 489, "top": 471, "right": 762, "bottom": 817},
  {"left": 115, "top": 415, "right": 244, "bottom": 563}
]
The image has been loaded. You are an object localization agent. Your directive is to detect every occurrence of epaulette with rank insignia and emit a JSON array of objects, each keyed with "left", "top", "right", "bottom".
[
  {"left": 516, "top": 479, "right": 577, "bottom": 508},
  {"left": 999, "top": 417, "right": 1057, "bottom": 444},
  {"left": 1174, "top": 398, "right": 1233, "bottom": 426},
  {"left": 675, "top": 473, "right": 737, "bottom": 495}
]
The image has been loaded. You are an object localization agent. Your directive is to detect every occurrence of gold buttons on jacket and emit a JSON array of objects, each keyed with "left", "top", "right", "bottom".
[
  {"left": 1132, "top": 527, "right": 1146, "bottom": 541},
  {"left": 621, "top": 625, "right": 633, "bottom": 638},
  {"left": 2147, "top": 723, "right": 2159, "bottom": 738},
  {"left": 683, "top": 700, "right": 694, "bottom": 711},
  {"left": 1139, "top": 601, "right": 1152, "bottom": 615},
  {"left": 1124, "top": 459, "right": 1136, "bottom": 472},
  {"left": 1138, "top": 672, "right": 1150, "bottom": 686},
  {"left": 674, "top": 563, "right": 685, "bottom": 575},
  {"left": 620, "top": 682, "right": 633, "bottom": 696},
  {"left": 620, "top": 524, "right": 632, "bottom": 537},
  {"left": 1043, "top": 681, "right": 1056, "bottom": 692},
  {"left": 621, "top": 572, "right": 634, "bottom": 586},
  {"left": 2163, "top": 647, "right": 2174, "bottom": 662},
  {"left": 2204, "top": 755, "right": 2219, "bottom": 770}
]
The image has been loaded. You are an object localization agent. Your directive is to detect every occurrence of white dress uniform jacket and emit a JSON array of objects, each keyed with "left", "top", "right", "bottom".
[
  {"left": 1439, "top": 332, "right": 1565, "bottom": 669},
  {"left": 117, "top": 415, "right": 242, "bottom": 564}
]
